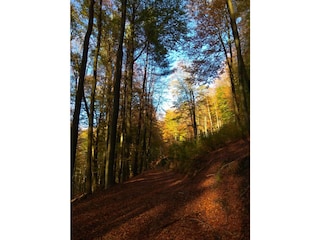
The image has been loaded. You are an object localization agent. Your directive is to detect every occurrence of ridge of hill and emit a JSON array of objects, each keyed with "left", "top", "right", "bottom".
[{"left": 72, "top": 138, "right": 250, "bottom": 240}]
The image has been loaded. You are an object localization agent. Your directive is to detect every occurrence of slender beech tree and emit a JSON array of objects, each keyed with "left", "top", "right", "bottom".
[
  {"left": 106, "top": 0, "right": 127, "bottom": 188},
  {"left": 119, "top": 0, "right": 138, "bottom": 182},
  {"left": 87, "top": 0, "right": 103, "bottom": 193},
  {"left": 71, "top": 0, "right": 95, "bottom": 182},
  {"left": 189, "top": 88, "right": 198, "bottom": 139},
  {"left": 99, "top": 36, "right": 115, "bottom": 188}
]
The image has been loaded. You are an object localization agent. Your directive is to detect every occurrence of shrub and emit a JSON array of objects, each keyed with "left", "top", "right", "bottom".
[{"left": 167, "top": 123, "right": 245, "bottom": 174}]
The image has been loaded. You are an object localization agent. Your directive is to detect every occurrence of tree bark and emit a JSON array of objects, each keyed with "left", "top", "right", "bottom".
[
  {"left": 106, "top": 0, "right": 127, "bottom": 188},
  {"left": 101, "top": 40, "right": 113, "bottom": 189},
  {"left": 71, "top": 0, "right": 95, "bottom": 183},
  {"left": 190, "top": 89, "right": 197, "bottom": 140},
  {"left": 87, "top": 0, "right": 103, "bottom": 194},
  {"left": 147, "top": 100, "right": 153, "bottom": 168},
  {"left": 125, "top": 0, "right": 136, "bottom": 180},
  {"left": 119, "top": 3, "right": 136, "bottom": 182},
  {"left": 205, "top": 98, "right": 213, "bottom": 133}
]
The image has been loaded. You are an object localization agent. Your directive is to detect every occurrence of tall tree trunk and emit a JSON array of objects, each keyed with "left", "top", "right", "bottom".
[
  {"left": 213, "top": 101, "right": 221, "bottom": 130},
  {"left": 147, "top": 102, "right": 153, "bottom": 168},
  {"left": 94, "top": 112, "right": 102, "bottom": 189},
  {"left": 140, "top": 122, "right": 147, "bottom": 173},
  {"left": 125, "top": 1, "right": 136, "bottom": 180},
  {"left": 190, "top": 89, "right": 197, "bottom": 139},
  {"left": 226, "top": 0, "right": 250, "bottom": 129},
  {"left": 120, "top": 3, "right": 136, "bottom": 181},
  {"left": 206, "top": 98, "right": 213, "bottom": 132},
  {"left": 204, "top": 116, "right": 207, "bottom": 136},
  {"left": 106, "top": 0, "right": 127, "bottom": 188},
  {"left": 133, "top": 44, "right": 149, "bottom": 176},
  {"left": 87, "top": 0, "right": 103, "bottom": 194},
  {"left": 119, "top": 70, "right": 127, "bottom": 183},
  {"left": 71, "top": 0, "right": 95, "bottom": 184},
  {"left": 101, "top": 40, "right": 113, "bottom": 189},
  {"left": 119, "top": 69, "right": 129, "bottom": 183}
]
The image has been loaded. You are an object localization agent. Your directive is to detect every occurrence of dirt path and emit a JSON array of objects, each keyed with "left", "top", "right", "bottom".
[{"left": 72, "top": 139, "right": 250, "bottom": 240}]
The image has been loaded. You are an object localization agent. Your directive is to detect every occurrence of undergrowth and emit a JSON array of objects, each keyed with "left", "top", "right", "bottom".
[{"left": 167, "top": 123, "right": 246, "bottom": 174}]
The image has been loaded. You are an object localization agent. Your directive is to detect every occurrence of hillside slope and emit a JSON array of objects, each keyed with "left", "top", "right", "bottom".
[{"left": 72, "top": 139, "right": 250, "bottom": 240}]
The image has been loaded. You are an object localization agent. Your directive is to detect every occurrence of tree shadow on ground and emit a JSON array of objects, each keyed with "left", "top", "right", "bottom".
[{"left": 71, "top": 139, "right": 250, "bottom": 240}]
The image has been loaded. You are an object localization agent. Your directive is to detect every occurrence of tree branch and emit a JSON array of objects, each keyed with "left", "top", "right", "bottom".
[
  {"left": 82, "top": 89, "right": 90, "bottom": 118},
  {"left": 134, "top": 43, "right": 147, "bottom": 62}
]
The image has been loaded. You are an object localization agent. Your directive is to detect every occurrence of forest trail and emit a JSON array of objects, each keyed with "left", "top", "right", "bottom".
[{"left": 72, "top": 139, "right": 250, "bottom": 240}]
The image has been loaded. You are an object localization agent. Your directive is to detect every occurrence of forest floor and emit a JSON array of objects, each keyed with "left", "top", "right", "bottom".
[{"left": 71, "top": 138, "right": 250, "bottom": 240}]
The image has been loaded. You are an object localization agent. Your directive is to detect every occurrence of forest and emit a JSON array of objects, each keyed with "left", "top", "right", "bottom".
[
  {"left": 71, "top": 0, "right": 249, "bottom": 195},
  {"left": 71, "top": 0, "right": 250, "bottom": 238}
]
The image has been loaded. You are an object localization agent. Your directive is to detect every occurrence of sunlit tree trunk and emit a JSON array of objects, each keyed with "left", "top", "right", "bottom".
[
  {"left": 119, "top": 73, "right": 127, "bottom": 183},
  {"left": 120, "top": 68, "right": 130, "bottom": 182},
  {"left": 190, "top": 89, "right": 197, "bottom": 139},
  {"left": 206, "top": 98, "right": 213, "bottom": 132},
  {"left": 213, "top": 101, "right": 221, "bottom": 130},
  {"left": 101, "top": 39, "right": 114, "bottom": 189},
  {"left": 204, "top": 116, "right": 207, "bottom": 136},
  {"left": 71, "top": 0, "right": 95, "bottom": 184}
]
